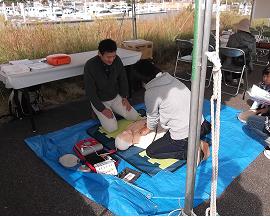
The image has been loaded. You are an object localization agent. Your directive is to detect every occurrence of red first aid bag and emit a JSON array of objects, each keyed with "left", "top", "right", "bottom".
[
  {"left": 73, "top": 138, "right": 118, "bottom": 173},
  {"left": 46, "top": 54, "right": 71, "bottom": 66}
]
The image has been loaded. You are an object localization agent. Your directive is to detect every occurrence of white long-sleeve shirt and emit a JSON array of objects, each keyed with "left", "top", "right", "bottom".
[{"left": 144, "top": 72, "right": 204, "bottom": 140}]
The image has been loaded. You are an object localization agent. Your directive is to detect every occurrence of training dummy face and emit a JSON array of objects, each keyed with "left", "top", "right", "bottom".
[{"left": 115, "top": 119, "right": 147, "bottom": 151}]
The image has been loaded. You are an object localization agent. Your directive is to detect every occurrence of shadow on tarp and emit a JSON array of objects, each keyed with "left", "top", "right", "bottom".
[{"left": 24, "top": 101, "right": 264, "bottom": 215}]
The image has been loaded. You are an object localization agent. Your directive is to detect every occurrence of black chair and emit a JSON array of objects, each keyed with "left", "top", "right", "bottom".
[
  {"left": 174, "top": 39, "right": 214, "bottom": 83},
  {"left": 219, "top": 47, "right": 248, "bottom": 98},
  {"left": 173, "top": 39, "right": 193, "bottom": 81}
]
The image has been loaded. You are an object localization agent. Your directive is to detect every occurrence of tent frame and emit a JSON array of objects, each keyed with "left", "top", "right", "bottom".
[{"left": 183, "top": 0, "right": 213, "bottom": 215}]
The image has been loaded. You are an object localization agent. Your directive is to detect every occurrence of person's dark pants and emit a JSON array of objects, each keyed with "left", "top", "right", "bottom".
[
  {"left": 246, "top": 115, "right": 270, "bottom": 146},
  {"left": 146, "top": 120, "right": 211, "bottom": 160}
]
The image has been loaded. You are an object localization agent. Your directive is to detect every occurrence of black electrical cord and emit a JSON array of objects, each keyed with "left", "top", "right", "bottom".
[{"left": 151, "top": 126, "right": 158, "bottom": 143}]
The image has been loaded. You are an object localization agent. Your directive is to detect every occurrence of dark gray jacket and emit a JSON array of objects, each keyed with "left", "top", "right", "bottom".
[
  {"left": 84, "top": 55, "right": 129, "bottom": 112},
  {"left": 227, "top": 30, "right": 256, "bottom": 61}
]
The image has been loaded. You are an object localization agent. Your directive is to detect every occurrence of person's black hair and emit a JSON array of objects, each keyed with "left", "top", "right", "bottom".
[
  {"left": 134, "top": 59, "right": 162, "bottom": 83},
  {"left": 98, "top": 39, "right": 117, "bottom": 55},
  {"left": 262, "top": 66, "right": 270, "bottom": 76}
]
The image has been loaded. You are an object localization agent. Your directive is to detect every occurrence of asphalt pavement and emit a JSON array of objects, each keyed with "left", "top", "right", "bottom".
[{"left": 1, "top": 64, "right": 270, "bottom": 215}]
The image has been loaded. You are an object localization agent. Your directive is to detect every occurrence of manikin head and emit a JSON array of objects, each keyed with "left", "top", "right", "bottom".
[{"left": 115, "top": 130, "right": 133, "bottom": 151}]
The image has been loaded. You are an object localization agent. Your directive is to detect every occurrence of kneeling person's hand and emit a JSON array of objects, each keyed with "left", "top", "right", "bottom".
[
  {"left": 102, "top": 108, "right": 114, "bottom": 119},
  {"left": 139, "top": 126, "right": 151, "bottom": 136},
  {"left": 122, "top": 97, "right": 132, "bottom": 111}
]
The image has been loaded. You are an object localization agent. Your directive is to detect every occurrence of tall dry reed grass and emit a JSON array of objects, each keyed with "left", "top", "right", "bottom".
[
  {"left": 0, "top": 10, "right": 268, "bottom": 64},
  {"left": 0, "top": 10, "right": 269, "bottom": 117},
  {"left": 0, "top": 9, "right": 196, "bottom": 64}
]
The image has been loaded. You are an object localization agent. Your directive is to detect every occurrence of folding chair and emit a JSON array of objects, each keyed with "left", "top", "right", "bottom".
[
  {"left": 219, "top": 47, "right": 248, "bottom": 98},
  {"left": 173, "top": 39, "right": 193, "bottom": 81},
  {"left": 254, "top": 41, "right": 270, "bottom": 67},
  {"left": 253, "top": 30, "right": 270, "bottom": 66}
]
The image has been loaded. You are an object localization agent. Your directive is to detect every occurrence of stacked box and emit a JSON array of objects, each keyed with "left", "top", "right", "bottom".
[{"left": 122, "top": 39, "right": 153, "bottom": 59}]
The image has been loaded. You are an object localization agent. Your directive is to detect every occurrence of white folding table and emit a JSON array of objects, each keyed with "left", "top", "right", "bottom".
[
  {"left": 0, "top": 48, "right": 141, "bottom": 89},
  {"left": 0, "top": 48, "right": 142, "bottom": 131}
]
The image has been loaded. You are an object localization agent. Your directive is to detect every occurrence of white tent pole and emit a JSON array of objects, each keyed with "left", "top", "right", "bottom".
[
  {"left": 183, "top": 0, "right": 206, "bottom": 214},
  {"left": 250, "top": 0, "right": 270, "bottom": 20},
  {"left": 183, "top": 0, "right": 213, "bottom": 214},
  {"left": 250, "top": 0, "right": 255, "bottom": 23},
  {"left": 2, "top": 2, "right": 8, "bottom": 21},
  {"left": 131, "top": 0, "right": 137, "bottom": 39},
  {"left": 19, "top": 3, "right": 26, "bottom": 23},
  {"left": 12, "top": 3, "right": 15, "bottom": 15}
]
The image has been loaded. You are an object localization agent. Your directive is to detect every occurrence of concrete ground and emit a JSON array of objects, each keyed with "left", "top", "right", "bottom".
[{"left": 0, "top": 63, "right": 270, "bottom": 215}]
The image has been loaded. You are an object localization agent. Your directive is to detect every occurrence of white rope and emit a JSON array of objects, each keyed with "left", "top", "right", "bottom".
[
  {"left": 173, "top": 9, "right": 194, "bottom": 42},
  {"left": 205, "top": 0, "right": 222, "bottom": 216},
  {"left": 179, "top": 10, "right": 194, "bottom": 34}
]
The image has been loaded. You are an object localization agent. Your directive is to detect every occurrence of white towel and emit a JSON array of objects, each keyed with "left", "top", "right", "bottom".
[{"left": 1, "top": 64, "right": 30, "bottom": 75}]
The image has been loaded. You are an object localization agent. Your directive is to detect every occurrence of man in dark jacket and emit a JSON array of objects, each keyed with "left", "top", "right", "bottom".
[{"left": 84, "top": 39, "right": 139, "bottom": 132}]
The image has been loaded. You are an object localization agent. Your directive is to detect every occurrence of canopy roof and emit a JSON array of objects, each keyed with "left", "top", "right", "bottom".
[{"left": 252, "top": 0, "right": 270, "bottom": 19}]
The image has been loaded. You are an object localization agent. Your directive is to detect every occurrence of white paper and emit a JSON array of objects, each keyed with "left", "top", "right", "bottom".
[
  {"left": 28, "top": 62, "right": 53, "bottom": 70},
  {"left": 247, "top": 85, "right": 270, "bottom": 105},
  {"left": 123, "top": 173, "right": 136, "bottom": 182},
  {"left": 9, "top": 59, "right": 33, "bottom": 65},
  {"left": 1, "top": 64, "right": 30, "bottom": 75},
  {"left": 94, "top": 160, "right": 118, "bottom": 176}
]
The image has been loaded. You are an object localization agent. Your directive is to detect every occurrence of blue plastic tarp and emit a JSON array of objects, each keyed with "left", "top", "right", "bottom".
[{"left": 25, "top": 101, "right": 265, "bottom": 215}]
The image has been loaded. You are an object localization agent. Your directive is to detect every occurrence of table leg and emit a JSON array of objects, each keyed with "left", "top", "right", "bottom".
[
  {"left": 22, "top": 88, "right": 36, "bottom": 132},
  {"left": 13, "top": 90, "right": 22, "bottom": 118}
]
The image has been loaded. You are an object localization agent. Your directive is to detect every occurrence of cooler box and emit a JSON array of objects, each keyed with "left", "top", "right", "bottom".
[
  {"left": 122, "top": 39, "right": 153, "bottom": 59},
  {"left": 46, "top": 54, "right": 71, "bottom": 66}
]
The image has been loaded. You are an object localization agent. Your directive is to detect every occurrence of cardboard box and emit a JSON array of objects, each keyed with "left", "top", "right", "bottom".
[{"left": 122, "top": 39, "right": 153, "bottom": 59}]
